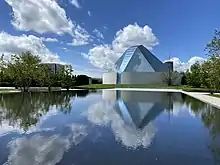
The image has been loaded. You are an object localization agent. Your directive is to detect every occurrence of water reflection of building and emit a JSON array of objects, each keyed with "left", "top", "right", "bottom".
[
  {"left": 115, "top": 100, "right": 164, "bottom": 130},
  {"left": 103, "top": 90, "right": 184, "bottom": 129},
  {"left": 86, "top": 90, "right": 185, "bottom": 149}
]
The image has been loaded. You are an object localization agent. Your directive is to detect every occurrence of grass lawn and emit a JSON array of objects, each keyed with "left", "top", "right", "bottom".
[{"left": 76, "top": 84, "right": 216, "bottom": 93}]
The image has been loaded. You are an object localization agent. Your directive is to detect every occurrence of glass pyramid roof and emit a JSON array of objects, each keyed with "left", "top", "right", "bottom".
[{"left": 115, "top": 45, "right": 169, "bottom": 73}]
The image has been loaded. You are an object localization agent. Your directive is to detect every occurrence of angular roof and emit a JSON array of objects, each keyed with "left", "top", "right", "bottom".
[{"left": 115, "top": 45, "right": 168, "bottom": 73}]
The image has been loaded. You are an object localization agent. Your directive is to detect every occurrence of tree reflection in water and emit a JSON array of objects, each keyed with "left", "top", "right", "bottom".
[
  {"left": 183, "top": 95, "right": 220, "bottom": 163},
  {"left": 0, "top": 90, "right": 92, "bottom": 132},
  {"left": 200, "top": 105, "right": 220, "bottom": 163}
]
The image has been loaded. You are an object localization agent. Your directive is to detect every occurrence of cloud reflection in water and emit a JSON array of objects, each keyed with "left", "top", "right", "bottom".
[
  {"left": 3, "top": 123, "right": 88, "bottom": 165},
  {"left": 87, "top": 101, "right": 156, "bottom": 149}
]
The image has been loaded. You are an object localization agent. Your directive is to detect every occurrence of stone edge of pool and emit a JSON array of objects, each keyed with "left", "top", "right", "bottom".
[{"left": 104, "top": 88, "right": 220, "bottom": 109}]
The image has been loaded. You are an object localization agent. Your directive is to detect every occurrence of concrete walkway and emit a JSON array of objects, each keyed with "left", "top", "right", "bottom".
[
  {"left": 182, "top": 91, "right": 220, "bottom": 109},
  {"left": 105, "top": 88, "right": 220, "bottom": 109},
  {"left": 0, "top": 90, "right": 21, "bottom": 94}
]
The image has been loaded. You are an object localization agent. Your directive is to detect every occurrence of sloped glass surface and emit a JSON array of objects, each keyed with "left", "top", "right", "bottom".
[
  {"left": 138, "top": 45, "right": 169, "bottom": 72},
  {"left": 116, "top": 46, "right": 137, "bottom": 73},
  {"left": 115, "top": 45, "right": 169, "bottom": 73},
  {"left": 124, "top": 47, "right": 155, "bottom": 72}
]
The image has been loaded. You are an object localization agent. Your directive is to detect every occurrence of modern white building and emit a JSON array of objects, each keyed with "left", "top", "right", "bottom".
[{"left": 103, "top": 45, "right": 178, "bottom": 85}]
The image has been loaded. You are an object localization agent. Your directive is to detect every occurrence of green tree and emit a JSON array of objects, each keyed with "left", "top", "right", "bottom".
[
  {"left": 180, "top": 72, "right": 187, "bottom": 85},
  {"left": 58, "top": 65, "right": 75, "bottom": 91},
  {"left": 200, "top": 58, "right": 220, "bottom": 93},
  {"left": 199, "top": 105, "right": 220, "bottom": 163},
  {"left": 0, "top": 54, "right": 5, "bottom": 85},
  {"left": 206, "top": 29, "right": 220, "bottom": 57},
  {"left": 186, "top": 62, "right": 202, "bottom": 88},
  {"left": 163, "top": 71, "right": 179, "bottom": 86},
  {"left": 38, "top": 64, "right": 56, "bottom": 92},
  {"left": 5, "top": 52, "right": 42, "bottom": 91}
]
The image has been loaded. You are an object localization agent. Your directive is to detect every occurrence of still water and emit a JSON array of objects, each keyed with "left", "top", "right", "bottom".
[{"left": 0, "top": 90, "right": 220, "bottom": 165}]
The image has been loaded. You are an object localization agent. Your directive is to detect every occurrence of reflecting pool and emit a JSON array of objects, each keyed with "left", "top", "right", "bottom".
[{"left": 0, "top": 90, "right": 220, "bottom": 165}]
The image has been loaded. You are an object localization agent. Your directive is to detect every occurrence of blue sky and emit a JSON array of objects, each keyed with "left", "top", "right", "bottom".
[{"left": 0, "top": 0, "right": 220, "bottom": 77}]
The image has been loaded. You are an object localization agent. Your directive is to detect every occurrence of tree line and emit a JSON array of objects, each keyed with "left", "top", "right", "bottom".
[
  {"left": 0, "top": 90, "right": 93, "bottom": 131},
  {"left": 163, "top": 29, "right": 220, "bottom": 91},
  {"left": 0, "top": 52, "right": 96, "bottom": 91},
  {"left": 185, "top": 29, "right": 220, "bottom": 92},
  {"left": 0, "top": 29, "right": 219, "bottom": 91}
]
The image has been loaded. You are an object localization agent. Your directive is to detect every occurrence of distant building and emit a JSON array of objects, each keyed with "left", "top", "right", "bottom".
[
  {"left": 41, "top": 62, "right": 64, "bottom": 74},
  {"left": 103, "top": 45, "right": 180, "bottom": 85},
  {"left": 89, "top": 78, "right": 102, "bottom": 84}
]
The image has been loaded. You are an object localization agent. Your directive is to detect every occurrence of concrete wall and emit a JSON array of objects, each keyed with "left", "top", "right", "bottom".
[
  {"left": 103, "top": 72, "right": 181, "bottom": 85},
  {"left": 103, "top": 72, "right": 117, "bottom": 84},
  {"left": 121, "top": 72, "right": 164, "bottom": 85}
]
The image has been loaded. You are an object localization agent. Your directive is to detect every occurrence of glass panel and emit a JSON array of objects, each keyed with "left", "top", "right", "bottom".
[
  {"left": 117, "top": 46, "right": 137, "bottom": 73},
  {"left": 124, "top": 48, "right": 155, "bottom": 72}
]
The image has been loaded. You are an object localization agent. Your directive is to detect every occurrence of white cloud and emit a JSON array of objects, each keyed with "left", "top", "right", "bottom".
[
  {"left": 69, "top": 38, "right": 88, "bottom": 46},
  {"left": 84, "top": 45, "right": 118, "bottom": 70},
  {"left": 41, "top": 37, "right": 58, "bottom": 42},
  {"left": 167, "top": 56, "right": 206, "bottom": 72},
  {"left": 68, "top": 124, "right": 88, "bottom": 145},
  {"left": 70, "top": 0, "right": 81, "bottom": 8},
  {"left": 5, "top": 0, "right": 92, "bottom": 46},
  {"left": 3, "top": 123, "right": 88, "bottom": 165},
  {"left": 84, "top": 23, "right": 159, "bottom": 70},
  {"left": 74, "top": 25, "right": 90, "bottom": 41},
  {"left": 68, "top": 25, "right": 91, "bottom": 46},
  {"left": 93, "top": 29, "right": 104, "bottom": 39},
  {"left": 4, "top": 134, "right": 71, "bottom": 165},
  {"left": 0, "top": 32, "right": 61, "bottom": 63},
  {"left": 5, "top": 0, "right": 74, "bottom": 35},
  {"left": 72, "top": 62, "right": 103, "bottom": 78},
  {"left": 112, "top": 23, "right": 159, "bottom": 53},
  {"left": 87, "top": 101, "right": 156, "bottom": 149},
  {"left": 88, "top": 11, "right": 92, "bottom": 16},
  {"left": 61, "top": 47, "right": 68, "bottom": 51}
]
